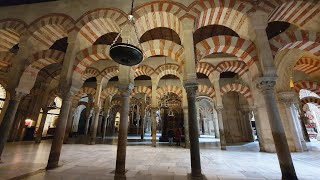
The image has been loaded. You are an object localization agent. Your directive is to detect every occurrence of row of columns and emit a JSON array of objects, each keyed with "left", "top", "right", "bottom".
[{"left": 0, "top": 11, "right": 304, "bottom": 180}]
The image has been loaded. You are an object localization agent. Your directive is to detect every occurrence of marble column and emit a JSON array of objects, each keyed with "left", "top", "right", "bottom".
[
  {"left": 251, "top": 108, "right": 265, "bottom": 151},
  {"left": 278, "top": 92, "right": 303, "bottom": 152},
  {"left": 0, "top": 91, "right": 25, "bottom": 161},
  {"left": 151, "top": 107, "right": 157, "bottom": 147},
  {"left": 89, "top": 106, "right": 100, "bottom": 145},
  {"left": 140, "top": 107, "right": 146, "bottom": 140},
  {"left": 102, "top": 110, "right": 109, "bottom": 138},
  {"left": 115, "top": 84, "right": 133, "bottom": 177},
  {"left": 63, "top": 107, "right": 75, "bottom": 144},
  {"left": 84, "top": 108, "right": 92, "bottom": 135},
  {"left": 214, "top": 116, "right": 220, "bottom": 138},
  {"left": 258, "top": 80, "right": 297, "bottom": 179},
  {"left": 46, "top": 91, "right": 74, "bottom": 169},
  {"left": 35, "top": 107, "right": 49, "bottom": 143},
  {"left": 97, "top": 115, "right": 103, "bottom": 136},
  {"left": 216, "top": 107, "right": 227, "bottom": 150},
  {"left": 183, "top": 107, "right": 190, "bottom": 148},
  {"left": 185, "top": 82, "right": 203, "bottom": 179},
  {"left": 250, "top": 11, "right": 297, "bottom": 179}
]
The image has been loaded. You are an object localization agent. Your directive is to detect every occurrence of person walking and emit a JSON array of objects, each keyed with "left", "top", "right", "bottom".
[
  {"left": 168, "top": 129, "right": 174, "bottom": 145},
  {"left": 175, "top": 128, "right": 181, "bottom": 146}
]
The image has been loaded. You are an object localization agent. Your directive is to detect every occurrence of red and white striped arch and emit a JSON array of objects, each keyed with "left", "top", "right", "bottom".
[
  {"left": 110, "top": 99, "right": 121, "bottom": 108},
  {"left": 294, "top": 57, "right": 320, "bottom": 74},
  {"left": 16, "top": 49, "right": 65, "bottom": 91},
  {"left": 100, "top": 66, "right": 119, "bottom": 82},
  {"left": 27, "top": 49, "right": 65, "bottom": 69},
  {"left": 132, "top": 1, "right": 187, "bottom": 20},
  {"left": 196, "top": 35, "right": 258, "bottom": 65},
  {"left": 294, "top": 81, "right": 320, "bottom": 96},
  {"left": 135, "top": 11, "right": 183, "bottom": 40},
  {"left": 199, "top": 106, "right": 214, "bottom": 114},
  {"left": 269, "top": 30, "right": 320, "bottom": 56},
  {"left": 198, "top": 84, "right": 215, "bottom": 98},
  {"left": 157, "top": 85, "right": 183, "bottom": 99},
  {"left": 74, "top": 45, "right": 111, "bottom": 75},
  {"left": 301, "top": 96, "right": 320, "bottom": 108},
  {"left": 0, "top": 51, "right": 14, "bottom": 69},
  {"left": 75, "top": 8, "right": 127, "bottom": 48},
  {"left": 74, "top": 87, "right": 96, "bottom": 99},
  {"left": 100, "top": 87, "right": 118, "bottom": 100},
  {"left": 191, "top": 0, "right": 253, "bottom": 37},
  {"left": 132, "top": 86, "right": 152, "bottom": 97},
  {"left": 0, "top": 19, "right": 27, "bottom": 51},
  {"left": 28, "top": 14, "right": 74, "bottom": 51},
  {"left": 154, "top": 63, "right": 182, "bottom": 83},
  {"left": 196, "top": 62, "right": 215, "bottom": 77},
  {"left": 134, "top": 65, "right": 154, "bottom": 78},
  {"left": 82, "top": 67, "right": 101, "bottom": 82},
  {"left": 216, "top": 60, "right": 248, "bottom": 76},
  {"left": 268, "top": 1, "right": 320, "bottom": 28},
  {"left": 220, "top": 83, "right": 252, "bottom": 99},
  {"left": 141, "top": 39, "right": 185, "bottom": 64}
]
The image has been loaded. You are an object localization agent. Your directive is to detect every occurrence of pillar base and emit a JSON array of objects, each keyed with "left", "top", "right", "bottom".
[
  {"left": 188, "top": 173, "right": 207, "bottom": 180},
  {"left": 46, "top": 163, "right": 61, "bottom": 170},
  {"left": 221, "top": 146, "right": 226, "bottom": 150}
]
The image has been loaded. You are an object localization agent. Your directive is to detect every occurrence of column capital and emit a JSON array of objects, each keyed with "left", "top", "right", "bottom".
[
  {"left": 184, "top": 82, "right": 198, "bottom": 97},
  {"left": 278, "top": 91, "right": 298, "bottom": 107},
  {"left": 12, "top": 91, "right": 26, "bottom": 101},
  {"left": 181, "top": 18, "right": 195, "bottom": 31},
  {"left": 216, "top": 106, "right": 223, "bottom": 112},
  {"left": 256, "top": 76, "right": 277, "bottom": 93},
  {"left": 42, "top": 107, "right": 49, "bottom": 113},
  {"left": 248, "top": 10, "right": 269, "bottom": 30},
  {"left": 118, "top": 83, "right": 134, "bottom": 97}
]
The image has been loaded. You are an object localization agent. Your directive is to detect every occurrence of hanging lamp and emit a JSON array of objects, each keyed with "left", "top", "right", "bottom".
[{"left": 109, "top": 0, "right": 143, "bottom": 66}]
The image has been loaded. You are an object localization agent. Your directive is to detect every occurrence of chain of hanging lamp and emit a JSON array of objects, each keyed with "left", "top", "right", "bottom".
[{"left": 110, "top": 0, "right": 143, "bottom": 52}]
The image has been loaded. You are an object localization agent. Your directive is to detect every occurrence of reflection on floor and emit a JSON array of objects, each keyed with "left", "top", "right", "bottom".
[{"left": 0, "top": 135, "right": 319, "bottom": 180}]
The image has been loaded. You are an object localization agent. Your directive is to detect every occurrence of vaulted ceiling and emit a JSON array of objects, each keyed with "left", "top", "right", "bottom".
[{"left": 0, "top": 0, "right": 56, "bottom": 6}]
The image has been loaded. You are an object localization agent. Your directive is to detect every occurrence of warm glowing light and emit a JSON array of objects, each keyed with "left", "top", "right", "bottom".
[
  {"left": 25, "top": 119, "right": 33, "bottom": 126},
  {"left": 289, "top": 77, "right": 294, "bottom": 89}
]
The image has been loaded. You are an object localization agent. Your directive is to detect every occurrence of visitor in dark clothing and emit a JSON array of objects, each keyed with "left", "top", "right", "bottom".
[{"left": 168, "top": 129, "right": 174, "bottom": 145}]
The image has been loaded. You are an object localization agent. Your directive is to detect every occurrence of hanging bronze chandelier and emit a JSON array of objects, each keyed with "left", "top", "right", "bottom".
[{"left": 109, "top": 0, "right": 143, "bottom": 66}]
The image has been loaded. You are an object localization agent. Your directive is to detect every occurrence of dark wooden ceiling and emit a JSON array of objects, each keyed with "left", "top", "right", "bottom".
[
  {"left": 193, "top": 25, "right": 240, "bottom": 45},
  {"left": 140, "top": 27, "right": 181, "bottom": 45},
  {"left": 0, "top": 0, "right": 57, "bottom": 6},
  {"left": 94, "top": 32, "right": 122, "bottom": 45},
  {"left": 266, "top": 21, "right": 291, "bottom": 39}
]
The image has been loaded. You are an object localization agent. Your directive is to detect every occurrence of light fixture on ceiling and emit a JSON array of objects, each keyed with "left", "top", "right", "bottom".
[
  {"left": 109, "top": 0, "right": 143, "bottom": 66},
  {"left": 168, "top": 108, "right": 174, "bottom": 117}
]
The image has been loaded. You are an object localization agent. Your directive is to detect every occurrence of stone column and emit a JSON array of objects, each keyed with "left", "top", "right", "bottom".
[
  {"left": 185, "top": 82, "right": 203, "bottom": 179},
  {"left": 102, "top": 110, "right": 110, "bottom": 138},
  {"left": 213, "top": 115, "right": 220, "bottom": 138},
  {"left": 46, "top": 91, "right": 74, "bottom": 169},
  {"left": 140, "top": 105, "right": 146, "bottom": 140},
  {"left": 151, "top": 107, "right": 157, "bottom": 147},
  {"left": 97, "top": 115, "right": 103, "bottom": 136},
  {"left": 216, "top": 107, "right": 227, "bottom": 150},
  {"left": 89, "top": 106, "right": 100, "bottom": 145},
  {"left": 35, "top": 107, "right": 49, "bottom": 143},
  {"left": 0, "top": 91, "right": 25, "bottom": 161},
  {"left": 84, "top": 108, "right": 93, "bottom": 135},
  {"left": 63, "top": 107, "right": 75, "bottom": 143},
  {"left": 250, "top": 11, "right": 297, "bottom": 179},
  {"left": 115, "top": 84, "right": 133, "bottom": 177},
  {"left": 183, "top": 107, "right": 190, "bottom": 148},
  {"left": 278, "top": 92, "right": 303, "bottom": 152},
  {"left": 291, "top": 104, "right": 308, "bottom": 150},
  {"left": 251, "top": 108, "right": 265, "bottom": 151},
  {"left": 258, "top": 81, "right": 297, "bottom": 179}
]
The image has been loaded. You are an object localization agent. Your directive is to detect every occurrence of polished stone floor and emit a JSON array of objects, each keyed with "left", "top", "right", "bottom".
[{"left": 0, "top": 135, "right": 319, "bottom": 180}]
